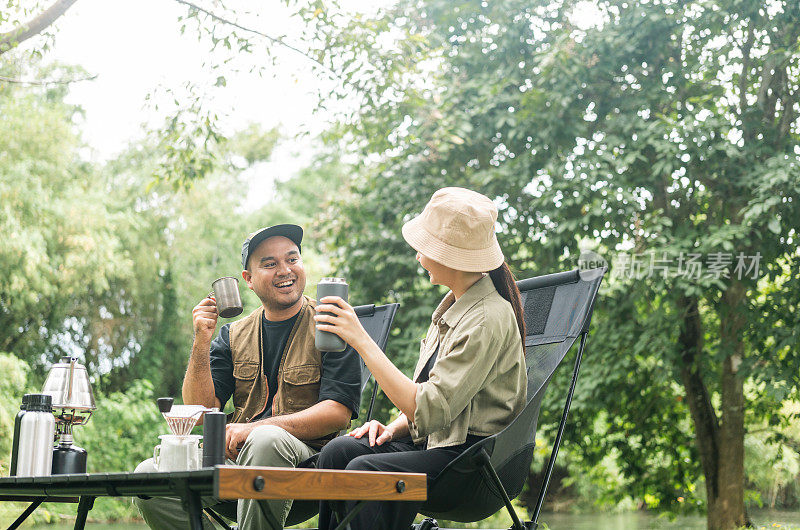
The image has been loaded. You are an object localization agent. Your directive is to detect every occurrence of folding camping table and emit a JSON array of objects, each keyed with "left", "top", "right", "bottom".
[{"left": 0, "top": 466, "right": 427, "bottom": 530}]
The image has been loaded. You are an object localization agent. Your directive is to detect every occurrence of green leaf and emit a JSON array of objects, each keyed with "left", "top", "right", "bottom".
[{"left": 768, "top": 218, "right": 781, "bottom": 234}]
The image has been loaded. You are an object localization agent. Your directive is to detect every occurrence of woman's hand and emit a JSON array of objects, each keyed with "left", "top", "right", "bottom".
[
  {"left": 348, "top": 420, "right": 394, "bottom": 446},
  {"left": 317, "top": 297, "right": 420, "bottom": 421},
  {"left": 314, "top": 296, "right": 372, "bottom": 353}
]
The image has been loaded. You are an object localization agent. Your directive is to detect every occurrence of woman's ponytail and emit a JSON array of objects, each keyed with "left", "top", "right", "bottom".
[{"left": 488, "top": 262, "right": 526, "bottom": 345}]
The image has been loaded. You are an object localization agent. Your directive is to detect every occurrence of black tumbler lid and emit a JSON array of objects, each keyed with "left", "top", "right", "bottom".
[{"left": 25, "top": 393, "right": 52, "bottom": 412}]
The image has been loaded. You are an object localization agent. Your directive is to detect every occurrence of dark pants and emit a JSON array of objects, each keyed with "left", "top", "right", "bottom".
[{"left": 317, "top": 435, "right": 464, "bottom": 530}]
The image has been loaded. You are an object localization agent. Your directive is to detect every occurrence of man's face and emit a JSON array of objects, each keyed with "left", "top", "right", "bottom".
[{"left": 242, "top": 236, "right": 306, "bottom": 313}]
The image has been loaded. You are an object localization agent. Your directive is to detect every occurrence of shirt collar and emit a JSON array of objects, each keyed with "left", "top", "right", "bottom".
[{"left": 431, "top": 275, "right": 496, "bottom": 328}]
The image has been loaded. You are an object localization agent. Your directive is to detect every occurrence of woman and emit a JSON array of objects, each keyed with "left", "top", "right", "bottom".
[{"left": 313, "top": 187, "right": 527, "bottom": 530}]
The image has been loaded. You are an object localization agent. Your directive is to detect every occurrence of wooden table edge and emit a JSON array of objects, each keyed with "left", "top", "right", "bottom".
[{"left": 215, "top": 466, "right": 427, "bottom": 501}]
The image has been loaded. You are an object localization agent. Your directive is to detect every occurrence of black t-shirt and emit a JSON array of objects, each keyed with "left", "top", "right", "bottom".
[
  {"left": 209, "top": 311, "right": 361, "bottom": 421},
  {"left": 416, "top": 347, "right": 438, "bottom": 383}
]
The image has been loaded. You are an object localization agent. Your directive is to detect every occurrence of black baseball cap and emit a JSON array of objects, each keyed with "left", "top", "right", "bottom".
[{"left": 241, "top": 224, "right": 303, "bottom": 270}]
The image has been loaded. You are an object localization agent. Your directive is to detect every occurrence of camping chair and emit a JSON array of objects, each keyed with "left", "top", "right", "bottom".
[
  {"left": 412, "top": 267, "right": 606, "bottom": 530},
  {"left": 203, "top": 302, "right": 400, "bottom": 529}
]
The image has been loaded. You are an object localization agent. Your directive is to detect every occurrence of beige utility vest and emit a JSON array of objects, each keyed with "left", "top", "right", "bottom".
[{"left": 227, "top": 296, "right": 336, "bottom": 449}]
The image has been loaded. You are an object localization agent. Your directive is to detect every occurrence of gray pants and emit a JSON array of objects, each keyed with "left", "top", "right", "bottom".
[{"left": 133, "top": 425, "right": 318, "bottom": 529}]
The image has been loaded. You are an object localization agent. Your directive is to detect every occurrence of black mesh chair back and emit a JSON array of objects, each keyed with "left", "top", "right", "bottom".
[
  {"left": 417, "top": 268, "right": 605, "bottom": 526},
  {"left": 354, "top": 303, "right": 400, "bottom": 421},
  {"left": 207, "top": 302, "right": 400, "bottom": 530}
]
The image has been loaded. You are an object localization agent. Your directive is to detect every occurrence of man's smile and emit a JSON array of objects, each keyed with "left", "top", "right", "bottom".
[{"left": 275, "top": 279, "right": 296, "bottom": 290}]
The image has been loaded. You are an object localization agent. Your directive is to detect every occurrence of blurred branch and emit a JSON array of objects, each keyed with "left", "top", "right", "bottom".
[
  {"left": 172, "top": 0, "right": 340, "bottom": 81},
  {"left": 0, "top": 0, "right": 79, "bottom": 55},
  {"left": 0, "top": 73, "right": 97, "bottom": 85}
]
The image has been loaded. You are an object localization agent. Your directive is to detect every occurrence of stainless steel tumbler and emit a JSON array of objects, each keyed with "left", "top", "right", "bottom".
[{"left": 315, "top": 277, "right": 348, "bottom": 352}]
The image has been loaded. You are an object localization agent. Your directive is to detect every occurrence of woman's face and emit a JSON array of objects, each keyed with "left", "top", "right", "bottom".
[{"left": 417, "top": 252, "right": 450, "bottom": 286}]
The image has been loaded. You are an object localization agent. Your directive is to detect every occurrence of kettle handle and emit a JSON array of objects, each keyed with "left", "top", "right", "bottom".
[{"left": 66, "top": 357, "right": 77, "bottom": 404}]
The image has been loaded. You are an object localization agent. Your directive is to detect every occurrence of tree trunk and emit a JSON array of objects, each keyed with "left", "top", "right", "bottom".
[
  {"left": 708, "top": 281, "right": 750, "bottom": 529},
  {"left": 676, "top": 296, "right": 719, "bottom": 507},
  {"left": 677, "top": 290, "right": 751, "bottom": 529}
]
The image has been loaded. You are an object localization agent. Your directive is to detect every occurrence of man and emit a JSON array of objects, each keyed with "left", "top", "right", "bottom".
[{"left": 134, "top": 224, "right": 361, "bottom": 529}]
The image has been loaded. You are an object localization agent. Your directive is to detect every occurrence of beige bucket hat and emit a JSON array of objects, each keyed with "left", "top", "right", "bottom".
[{"left": 401, "top": 187, "right": 505, "bottom": 273}]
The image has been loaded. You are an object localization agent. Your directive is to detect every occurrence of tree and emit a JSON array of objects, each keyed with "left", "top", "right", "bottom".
[
  {"left": 0, "top": 79, "right": 133, "bottom": 377},
  {"left": 0, "top": 0, "right": 78, "bottom": 55},
  {"left": 308, "top": 0, "right": 800, "bottom": 528}
]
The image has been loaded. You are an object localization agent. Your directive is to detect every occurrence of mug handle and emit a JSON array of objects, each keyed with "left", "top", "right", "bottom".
[{"left": 153, "top": 445, "right": 161, "bottom": 470}]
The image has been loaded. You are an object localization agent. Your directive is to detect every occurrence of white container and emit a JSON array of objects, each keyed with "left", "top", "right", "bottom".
[{"left": 154, "top": 435, "right": 203, "bottom": 472}]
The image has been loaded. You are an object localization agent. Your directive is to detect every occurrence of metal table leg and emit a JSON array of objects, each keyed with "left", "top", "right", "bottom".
[
  {"left": 185, "top": 489, "right": 204, "bottom": 530},
  {"left": 333, "top": 500, "right": 367, "bottom": 530},
  {"left": 8, "top": 499, "right": 43, "bottom": 530},
  {"left": 74, "top": 496, "right": 95, "bottom": 529},
  {"left": 204, "top": 506, "right": 234, "bottom": 530}
]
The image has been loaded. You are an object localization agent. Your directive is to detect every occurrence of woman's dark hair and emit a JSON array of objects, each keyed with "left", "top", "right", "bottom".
[{"left": 489, "top": 262, "right": 526, "bottom": 345}]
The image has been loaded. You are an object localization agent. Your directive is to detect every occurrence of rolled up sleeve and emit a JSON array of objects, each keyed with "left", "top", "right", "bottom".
[{"left": 409, "top": 312, "right": 498, "bottom": 438}]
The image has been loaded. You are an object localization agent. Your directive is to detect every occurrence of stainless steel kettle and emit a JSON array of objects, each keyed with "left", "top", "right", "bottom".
[{"left": 42, "top": 356, "right": 96, "bottom": 412}]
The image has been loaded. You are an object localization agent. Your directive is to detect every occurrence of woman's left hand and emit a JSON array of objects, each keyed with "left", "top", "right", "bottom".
[
  {"left": 347, "top": 420, "right": 394, "bottom": 446},
  {"left": 314, "top": 296, "right": 371, "bottom": 353}
]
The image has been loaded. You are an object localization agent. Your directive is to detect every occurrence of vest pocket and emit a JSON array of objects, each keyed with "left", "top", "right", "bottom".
[
  {"left": 282, "top": 364, "right": 321, "bottom": 413},
  {"left": 233, "top": 361, "right": 260, "bottom": 418},
  {"left": 233, "top": 361, "right": 259, "bottom": 380}
]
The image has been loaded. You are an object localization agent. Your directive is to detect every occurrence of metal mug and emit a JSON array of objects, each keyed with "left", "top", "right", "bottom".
[{"left": 211, "top": 277, "right": 243, "bottom": 319}]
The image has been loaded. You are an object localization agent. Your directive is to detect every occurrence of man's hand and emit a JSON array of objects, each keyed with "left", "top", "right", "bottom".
[
  {"left": 193, "top": 296, "right": 218, "bottom": 341},
  {"left": 225, "top": 422, "right": 256, "bottom": 460},
  {"left": 348, "top": 420, "right": 394, "bottom": 446}
]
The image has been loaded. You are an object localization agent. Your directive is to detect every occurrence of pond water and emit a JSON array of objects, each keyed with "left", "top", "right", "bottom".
[
  {"left": 538, "top": 509, "right": 800, "bottom": 529},
  {"left": 21, "top": 509, "right": 800, "bottom": 529}
]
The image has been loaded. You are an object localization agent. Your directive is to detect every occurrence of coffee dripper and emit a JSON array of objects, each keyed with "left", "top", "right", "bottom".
[{"left": 156, "top": 397, "right": 215, "bottom": 436}]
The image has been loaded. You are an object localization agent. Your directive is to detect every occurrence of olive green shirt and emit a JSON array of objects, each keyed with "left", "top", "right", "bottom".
[{"left": 408, "top": 275, "right": 527, "bottom": 449}]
